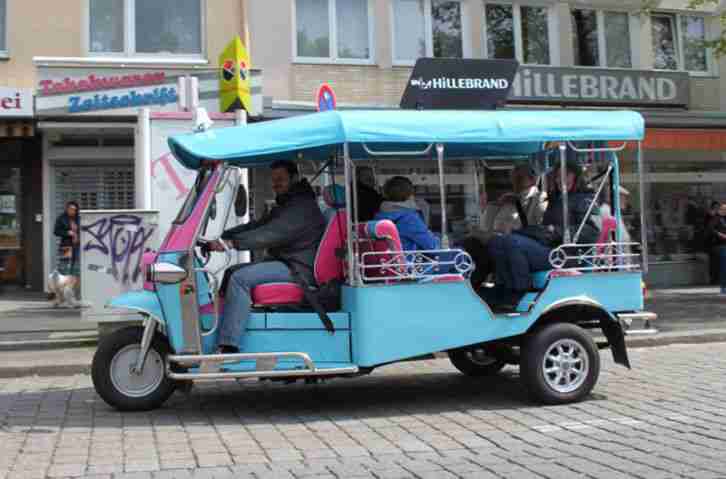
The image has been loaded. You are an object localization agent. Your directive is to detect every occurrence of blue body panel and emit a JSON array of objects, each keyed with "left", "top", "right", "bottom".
[
  {"left": 107, "top": 290, "right": 165, "bottom": 324},
  {"left": 169, "top": 110, "right": 645, "bottom": 169},
  {"left": 200, "top": 329, "right": 351, "bottom": 363},
  {"left": 267, "top": 312, "right": 350, "bottom": 330},
  {"left": 343, "top": 271, "right": 642, "bottom": 367}
]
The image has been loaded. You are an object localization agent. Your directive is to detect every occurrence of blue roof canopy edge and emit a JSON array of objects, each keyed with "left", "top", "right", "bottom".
[{"left": 168, "top": 109, "right": 645, "bottom": 170}]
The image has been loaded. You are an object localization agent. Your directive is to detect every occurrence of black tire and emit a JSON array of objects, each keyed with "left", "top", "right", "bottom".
[
  {"left": 92, "top": 326, "right": 176, "bottom": 411},
  {"left": 520, "top": 322, "right": 600, "bottom": 405},
  {"left": 448, "top": 347, "right": 507, "bottom": 376}
]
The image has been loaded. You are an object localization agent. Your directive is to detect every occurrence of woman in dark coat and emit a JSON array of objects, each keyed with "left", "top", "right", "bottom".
[{"left": 53, "top": 201, "right": 81, "bottom": 282}]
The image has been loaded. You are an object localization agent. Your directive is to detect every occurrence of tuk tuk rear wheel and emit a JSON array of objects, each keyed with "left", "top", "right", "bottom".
[
  {"left": 521, "top": 323, "right": 600, "bottom": 405},
  {"left": 92, "top": 326, "right": 176, "bottom": 411},
  {"left": 448, "top": 347, "right": 506, "bottom": 376}
]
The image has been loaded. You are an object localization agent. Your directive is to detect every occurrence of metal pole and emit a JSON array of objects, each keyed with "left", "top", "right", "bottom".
[
  {"left": 559, "top": 144, "right": 570, "bottom": 244},
  {"left": 436, "top": 144, "right": 449, "bottom": 248},
  {"left": 343, "top": 144, "right": 356, "bottom": 285},
  {"left": 637, "top": 141, "right": 648, "bottom": 273}
]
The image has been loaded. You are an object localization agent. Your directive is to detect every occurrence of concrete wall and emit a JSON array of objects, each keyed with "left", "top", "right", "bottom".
[{"left": 0, "top": 0, "right": 244, "bottom": 88}]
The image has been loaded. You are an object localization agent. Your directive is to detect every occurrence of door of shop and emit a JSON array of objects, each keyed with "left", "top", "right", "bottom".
[{"left": 0, "top": 167, "right": 23, "bottom": 285}]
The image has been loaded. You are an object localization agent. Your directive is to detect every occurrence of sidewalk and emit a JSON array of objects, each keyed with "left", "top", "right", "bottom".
[{"left": 0, "top": 286, "right": 724, "bottom": 378}]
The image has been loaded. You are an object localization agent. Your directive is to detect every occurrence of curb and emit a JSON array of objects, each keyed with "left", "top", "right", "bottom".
[
  {"left": 0, "top": 338, "right": 98, "bottom": 352},
  {"left": 1, "top": 330, "right": 725, "bottom": 379}
]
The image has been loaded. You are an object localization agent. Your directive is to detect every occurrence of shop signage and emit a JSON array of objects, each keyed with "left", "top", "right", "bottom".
[
  {"left": 35, "top": 64, "right": 263, "bottom": 117},
  {"left": 0, "top": 87, "right": 33, "bottom": 117},
  {"left": 401, "top": 58, "right": 518, "bottom": 110},
  {"left": 509, "top": 66, "right": 689, "bottom": 107}
]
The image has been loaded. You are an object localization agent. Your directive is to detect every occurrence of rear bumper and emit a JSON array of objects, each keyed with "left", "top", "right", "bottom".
[{"left": 617, "top": 311, "right": 658, "bottom": 335}]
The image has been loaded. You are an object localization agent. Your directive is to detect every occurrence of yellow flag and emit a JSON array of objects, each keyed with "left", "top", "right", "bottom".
[{"left": 219, "top": 36, "right": 252, "bottom": 113}]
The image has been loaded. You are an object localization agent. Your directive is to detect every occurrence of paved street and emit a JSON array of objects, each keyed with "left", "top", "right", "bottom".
[{"left": 1, "top": 343, "right": 726, "bottom": 479}]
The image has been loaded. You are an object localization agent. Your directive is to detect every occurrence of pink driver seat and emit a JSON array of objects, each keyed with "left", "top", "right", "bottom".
[{"left": 251, "top": 211, "right": 347, "bottom": 306}]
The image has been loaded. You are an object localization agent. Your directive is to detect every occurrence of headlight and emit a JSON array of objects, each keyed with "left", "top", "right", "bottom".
[{"left": 148, "top": 262, "right": 187, "bottom": 284}]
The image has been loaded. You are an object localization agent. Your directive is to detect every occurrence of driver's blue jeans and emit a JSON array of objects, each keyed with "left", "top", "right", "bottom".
[{"left": 217, "top": 261, "right": 294, "bottom": 348}]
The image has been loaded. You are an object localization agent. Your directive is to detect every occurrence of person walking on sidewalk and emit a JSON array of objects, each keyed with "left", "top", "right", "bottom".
[{"left": 707, "top": 202, "right": 726, "bottom": 294}]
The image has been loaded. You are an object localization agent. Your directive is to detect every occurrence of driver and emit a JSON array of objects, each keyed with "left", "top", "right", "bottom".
[{"left": 209, "top": 160, "right": 326, "bottom": 354}]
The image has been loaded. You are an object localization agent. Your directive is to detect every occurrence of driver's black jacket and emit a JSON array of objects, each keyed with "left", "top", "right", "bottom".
[{"left": 221, "top": 179, "right": 326, "bottom": 281}]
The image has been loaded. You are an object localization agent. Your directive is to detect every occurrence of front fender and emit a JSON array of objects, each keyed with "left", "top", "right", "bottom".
[{"left": 106, "top": 290, "right": 166, "bottom": 327}]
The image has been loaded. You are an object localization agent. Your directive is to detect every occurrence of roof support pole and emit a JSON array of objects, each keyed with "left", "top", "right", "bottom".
[
  {"left": 436, "top": 143, "right": 449, "bottom": 248},
  {"left": 559, "top": 143, "right": 571, "bottom": 244},
  {"left": 637, "top": 141, "right": 648, "bottom": 273},
  {"left": 343, "top": 143, "right": 357, "bottom": 285}
]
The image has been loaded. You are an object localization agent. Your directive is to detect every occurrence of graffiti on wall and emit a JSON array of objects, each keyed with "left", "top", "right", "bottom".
[
  {"left": 82, "top": 214, "right": 155, "bottom": 284},
  {"left": 152, "top": 152, "right": 190, "bottom": 200}
]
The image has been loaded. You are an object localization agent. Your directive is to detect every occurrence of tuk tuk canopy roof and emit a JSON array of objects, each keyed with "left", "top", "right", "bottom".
[{"left": 168, "top": 109, "right": 645, "bottom": 170}]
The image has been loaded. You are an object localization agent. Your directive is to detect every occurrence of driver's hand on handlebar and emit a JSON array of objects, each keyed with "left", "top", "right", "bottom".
[{"left": 208, "top": 240, "right": 226, "bottom": 252}]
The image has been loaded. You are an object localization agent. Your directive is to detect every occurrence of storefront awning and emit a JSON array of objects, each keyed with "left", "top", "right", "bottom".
[{"left": 641, "top": 128, "right": 726, "bottom": 151}]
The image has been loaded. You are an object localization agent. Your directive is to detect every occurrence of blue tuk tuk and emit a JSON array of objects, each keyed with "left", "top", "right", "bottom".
[{"left": 91, "top": 109, "right": 655, "bottom": 411}]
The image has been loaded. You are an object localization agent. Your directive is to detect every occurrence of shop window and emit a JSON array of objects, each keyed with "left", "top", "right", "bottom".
[
  {"left": 571, "top": 9, "right": 631, "bottom": 68},
  {"left": 483, "top": 3, "right": 551, "bottom": 65},
  {"left": 392, "top": 0, "right": 465, "bottom": 65},
  {"left": 295, "top": 0, "right": 373, "bottom": 63},
  {"left": 652, "top": 13, "right": 709, "bottom": 73},
  {"left": 88, "top": 0, "right": 203, "bottom": 57},
  {"left": 0, "top": 0, "right": 6, "bottom": 55}
]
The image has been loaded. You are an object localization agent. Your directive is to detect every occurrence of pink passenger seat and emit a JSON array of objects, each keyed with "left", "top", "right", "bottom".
[{"left": 251, "top": 210, "right": 347, "bottom": 306}]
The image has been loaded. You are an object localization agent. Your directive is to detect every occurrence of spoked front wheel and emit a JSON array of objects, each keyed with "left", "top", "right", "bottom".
[
  {"left": 520, "top": 323, "right": 600, "bottom": 405},
  {"left": 92, "top": 326, "right": 176, "bottom": 411}
]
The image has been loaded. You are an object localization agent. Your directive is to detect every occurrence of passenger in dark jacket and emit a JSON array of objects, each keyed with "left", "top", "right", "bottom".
[
  {"left": 211, "top": 160, "right": 327, "bottom": 353},
  {"left": 355, "top": 166, "right": 383, "bottom": 222},
  {"left": 488, "top": 158, "right": 601, "bottom": 309}
]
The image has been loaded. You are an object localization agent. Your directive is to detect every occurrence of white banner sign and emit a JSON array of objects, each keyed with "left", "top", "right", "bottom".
[{"left": 0, "top": 87, "right": 33, "bottom": 117}]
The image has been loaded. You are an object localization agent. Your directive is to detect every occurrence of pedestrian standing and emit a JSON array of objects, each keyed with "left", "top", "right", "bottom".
[
  {"left": 707, "top": 202, "right": 726, "bottom": 294},
  {"left": 53, "top": 201, "right": 81, "bottom": 291}
]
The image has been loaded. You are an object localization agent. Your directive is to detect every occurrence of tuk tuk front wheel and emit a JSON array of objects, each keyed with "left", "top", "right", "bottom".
[
  {"left": 92, "top": 326, "right": 176, "bottom": 411},
  {"left": 521, "top": 323, "right": 600, "bottom": 405},
  {"left": 448, "top": 347, "right": 506, "bottom": 376}
]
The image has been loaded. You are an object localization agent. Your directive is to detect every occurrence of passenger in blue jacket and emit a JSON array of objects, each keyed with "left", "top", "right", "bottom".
[{"left": 375, "top": 176, "right": 440, "bottom": 251}]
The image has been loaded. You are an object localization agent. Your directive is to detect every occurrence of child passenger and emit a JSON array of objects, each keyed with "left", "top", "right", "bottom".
[{"left": 374, "top": 176, "right": 440, "bottom": 251}]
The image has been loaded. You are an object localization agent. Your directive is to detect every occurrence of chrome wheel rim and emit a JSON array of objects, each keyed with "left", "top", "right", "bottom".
[
  {"left": 466, "top": 348, "right": 499, "bottom": 367},
  {"left": 110, "top": 344, "right": 164, "bottom": 398},
  {"left": 542, "top": 339, "right": 589, "bottom": 394}
]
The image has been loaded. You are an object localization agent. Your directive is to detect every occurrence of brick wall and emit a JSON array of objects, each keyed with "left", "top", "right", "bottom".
[{"left": 291, "top": 64, "right": 413, "bottom": 106}]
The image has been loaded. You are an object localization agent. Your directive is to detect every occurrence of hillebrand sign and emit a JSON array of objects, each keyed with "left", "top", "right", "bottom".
[
  {"left": 509, "top": 66, "right": 689, "bottom": 106},
  {"left": 402, "top": 59, "right": 690, "bottom": 109}
]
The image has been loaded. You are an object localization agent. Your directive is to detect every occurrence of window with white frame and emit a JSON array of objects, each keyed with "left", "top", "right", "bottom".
[
  {"left": 88, "top": 0, "right": 203, "bottom": 56},
  {"left": 571, "top": 9, "right": 631, "bottom": 68},
  {"left": 484, "top": 3, "right": 551, "bottom": 65},
  {"left": 392, "top": 0, "right": 465, "bottom": 64},
  {"left": 651, "top": 13, "right": 708, "bottom": 73},
  {"left": 295, "top": 0, "right": 373, "bottom": 62},
  {"left": 0, "top": 0, "right": 6, "bottom": 54}
]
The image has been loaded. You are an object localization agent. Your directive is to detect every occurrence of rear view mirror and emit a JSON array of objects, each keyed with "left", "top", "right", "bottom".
[{"left": 235, "top": 185, "right": 248, "bottom": 217}]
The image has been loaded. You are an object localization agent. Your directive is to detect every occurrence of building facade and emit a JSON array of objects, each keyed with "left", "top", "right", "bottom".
[
  {"left": 0, "top": 0, "right": 249, "bottom": 291},
  {"left": 246, "top": 0, "right": 726, "bottom": 287}
]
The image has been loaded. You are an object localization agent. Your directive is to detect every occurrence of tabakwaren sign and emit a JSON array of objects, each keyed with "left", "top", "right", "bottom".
[{"left": 401, "top": 59, "right": 690, "bottom": 109}]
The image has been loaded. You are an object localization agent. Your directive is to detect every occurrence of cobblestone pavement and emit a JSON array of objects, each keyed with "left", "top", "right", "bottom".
[{"left": 1, "top": 343, "right": 726, "bottom": 479}]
